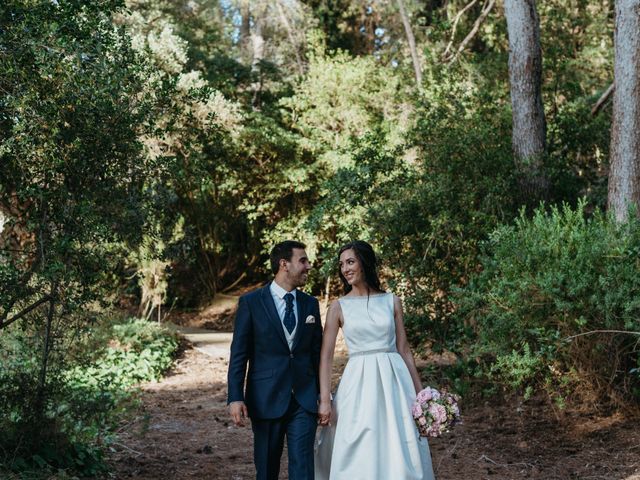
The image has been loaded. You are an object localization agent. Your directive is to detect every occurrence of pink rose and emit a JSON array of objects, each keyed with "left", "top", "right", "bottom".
[
  {"left": 417, "top": 386, "right": 440, "bottom": 404},
  {"left": 428, "top": 403, "right": 447, "bottom": 424},
  {"left": 416, "top": 389, "right": 432, "bottom": 403}
]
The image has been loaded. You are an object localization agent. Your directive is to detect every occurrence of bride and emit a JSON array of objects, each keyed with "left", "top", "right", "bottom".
[{"left": 315, "top": 240, "right": 435, "bottom": 479}]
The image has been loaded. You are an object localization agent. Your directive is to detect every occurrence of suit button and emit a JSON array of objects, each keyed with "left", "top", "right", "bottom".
[{"left": 290, "top": 354, "right": 294, "bottom": 358}]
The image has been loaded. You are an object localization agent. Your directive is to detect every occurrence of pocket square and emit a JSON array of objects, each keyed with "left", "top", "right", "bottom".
[{"left": 305, "top": 315, "right": 316, "bottom": 324}]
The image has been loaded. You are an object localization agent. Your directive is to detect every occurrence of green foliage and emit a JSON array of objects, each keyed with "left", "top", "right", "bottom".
[
  {"left": 1, "top": 0, "right": 157, "bottom": 316},
  {"left": 305, "top": 0, "right": 380, "bottom": 55},
  {"left": 68, "top": 318, "right": 179, "bottom": 391},
  {"left": 264, "top": 49, "right": 413, "bottom": 286},
  {"left": 371, "top": 75, "right": 518, "bottom": 348},
  {"left": 458, "top": 201, "right": 640, "bottom": 403},
  {"left": 538, "top": 0, "right": 613, "bottom": 101},
  {"left": 119, "top": 0, "right": 320, "bottom": 302},
  {"left": 0, "top": 2, "right": 165, "bottom": 474},
  {"left": 489, "top": 343, "right": 544, "bottom": 396},
  {"left": 282, "top": 50, "right": 405, "bottom": 159},
  {"left": 0, "top": 316, "right": 178, "bottom": 477},
  {"left": 302, "top": 131, "right": 401, "bottom": 282},
  {"left": 547, "top": 96, "right": 611, "bottom": 208}
]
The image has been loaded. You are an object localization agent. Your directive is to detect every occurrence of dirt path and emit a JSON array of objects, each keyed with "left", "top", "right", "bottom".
[{"left": 109, "top": 327, "right": 640, "bottom": 480}]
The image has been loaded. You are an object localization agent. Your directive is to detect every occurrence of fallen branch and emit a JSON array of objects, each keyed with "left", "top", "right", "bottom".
[
  {"left": 221, "top": 272, "right": 247, "bottom": 294},
  {"left": 112, "top": 441, "right": 143, "bottom": 457},
  {"left": 478, "top": 454, "right": 536, "bottom": 469},
  {"left": 436, "top": 439, "right": 460, "bottom": 473}
]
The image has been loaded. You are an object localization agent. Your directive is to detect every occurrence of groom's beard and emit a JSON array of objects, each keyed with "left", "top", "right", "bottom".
[{"left": 291, "top": 271, "right": 309, "bottom": 288}]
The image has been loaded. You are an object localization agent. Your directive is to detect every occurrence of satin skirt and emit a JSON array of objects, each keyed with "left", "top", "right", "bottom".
[{"left": 314, "top": 352, "right": 435, "bottom": 480}]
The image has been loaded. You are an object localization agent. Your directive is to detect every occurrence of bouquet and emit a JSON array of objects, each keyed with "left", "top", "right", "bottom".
[{"left": 411, "top": 386, "right": 460, "bottom": 438}]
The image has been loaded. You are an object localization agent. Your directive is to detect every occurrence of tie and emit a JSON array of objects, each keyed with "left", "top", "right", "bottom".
[{"left": 283, "top": 293, "right": 296, "bottom": 334}]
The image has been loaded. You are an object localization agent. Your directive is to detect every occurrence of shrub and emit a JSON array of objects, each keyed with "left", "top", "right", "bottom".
[
  {"left": 68, "top": 318, "right": 179, "bottom": 391},
  {"left": 371, "top": 78, "right": 518, "bottom": 350},
  {"left": 457, "top": 201, "right": 640, "bottom": 405},
  {"left": 0, "top": 316, "right": 178, "bottom": 477}
]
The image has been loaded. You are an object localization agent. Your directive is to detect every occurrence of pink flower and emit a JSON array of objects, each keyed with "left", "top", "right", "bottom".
[
  {"left": 428, "top": 403, "right": 448, "bottom": 424},
  {"left": 417, "top": 387, "right": 441, "bottom": 403},
  {"left": 412, "top": 386, "right": 461, "bottom": 438},
  {"left": 416, "top": 389, "right": 432, "bottom": 403}
]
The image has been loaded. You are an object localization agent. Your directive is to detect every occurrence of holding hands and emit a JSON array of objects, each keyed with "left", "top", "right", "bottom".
[{"left": 318, "top": 399, "right": 332, "bottom": 426}]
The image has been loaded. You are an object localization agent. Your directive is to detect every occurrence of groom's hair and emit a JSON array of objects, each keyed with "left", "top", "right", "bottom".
[{"left": 270, "top": 240, "right": 306, "bottom": 274}]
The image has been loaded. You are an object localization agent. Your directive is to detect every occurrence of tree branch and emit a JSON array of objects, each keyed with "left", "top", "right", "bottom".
[
  {"left": 591, "top": 82, "right": 614, "bottom": 116},
  {"left": 564, "top": 329, "right": 640, "bottom": 341},
  {"left": 442, "top": 0, "right": 479, "bottom": 60},
  {"left": 0, "top": 294, "right": 53, "bottom": 330},
  {"left": 397, "top": 0, "right": 422, "bottom": 87},
  {"left": 447, "top": 0, "right": 496, "bottom": 64}
]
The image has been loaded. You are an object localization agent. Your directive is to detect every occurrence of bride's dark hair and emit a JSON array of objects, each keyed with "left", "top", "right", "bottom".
[{"left": 337, "top": 240, "right": 383, "bottom": 295}]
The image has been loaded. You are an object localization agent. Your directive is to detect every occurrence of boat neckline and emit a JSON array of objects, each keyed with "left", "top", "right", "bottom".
[{"left": 340, "top": 292, "right": 391, "bottom": 299}]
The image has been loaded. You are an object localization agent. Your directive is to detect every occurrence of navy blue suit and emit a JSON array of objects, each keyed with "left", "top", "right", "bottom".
[{"left": 227, "top": 283, "right": 323, "bottom": 480}]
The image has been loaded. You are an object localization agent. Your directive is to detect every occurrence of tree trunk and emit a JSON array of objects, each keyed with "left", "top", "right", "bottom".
[
  {"left": 276, "top": 0, "right": 305, "bottom": 75},
  {"left": 250, "top": 5, "right": 266, "bottom": 107},
  {"left": 251, "top": 17, "right": 265, "bottom": 72},
  {"left": 239, "top": 0, "right": 251, "bottom": 64},
  {"left": 0, "top": 193, "right": 36, "bottom": 269},
  {"left": 36, "top": 295, "right": 55, "bottom": 416},
  {"left": 396, "top": 0, "right": 422, "bottom": 86},
  {"left": 608, "top": 0, "right": 640, "bottom": 222},
  {"left": 504, "top": 0, "right": 547, "bottom": 200}
]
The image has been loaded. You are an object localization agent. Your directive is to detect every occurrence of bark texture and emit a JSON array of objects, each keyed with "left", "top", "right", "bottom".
[
  {"left": 239, "top": 0, "right": 251, "bottom": 64},
  {"left": 608, "top": 0, "right": 640, "bottom": 222},
  {"left": 504, "top": 0, "right": 547, "bottom": 199}
]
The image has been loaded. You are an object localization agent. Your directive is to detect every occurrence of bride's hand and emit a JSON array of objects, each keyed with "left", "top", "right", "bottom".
[{"left": 318, "top": 399, "right": 332, "bottom": 426}]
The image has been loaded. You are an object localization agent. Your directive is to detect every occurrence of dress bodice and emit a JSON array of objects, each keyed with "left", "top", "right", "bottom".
[{"left": 338, "top": 293, "right": 396, "bottom": 354}]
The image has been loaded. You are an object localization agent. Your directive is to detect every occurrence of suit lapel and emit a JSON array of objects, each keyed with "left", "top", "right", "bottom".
[
  {"left": 291, "top": 290, "right": 306, "bottom": 352},
  {"left": 259, "top": 284, "right": 288, "bottom": 349}
]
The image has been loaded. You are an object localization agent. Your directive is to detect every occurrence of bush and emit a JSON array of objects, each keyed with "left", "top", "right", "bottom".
[
  {"left": 68, "top": 318, "right": 179, "bottom": 391},
  {"left": 371, "top": 78, "right": 518, "bottom": 350},
  {"left": 457, "top": 201, "right": 640, "bottom": 406},
  {"left": 0, "top": 316, "right": 178, "bottom": 477}
]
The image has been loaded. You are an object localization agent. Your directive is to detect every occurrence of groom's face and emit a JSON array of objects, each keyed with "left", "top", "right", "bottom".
[{"left": 283, "top": 248, "right": 311, "bottom": 287}]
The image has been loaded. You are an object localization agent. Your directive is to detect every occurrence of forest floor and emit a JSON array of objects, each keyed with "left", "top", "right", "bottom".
[{"left": 108, "top": 294, "right": 640, "bottom": 480}]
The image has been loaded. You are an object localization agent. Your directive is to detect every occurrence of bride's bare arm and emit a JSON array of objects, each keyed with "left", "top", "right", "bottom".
[
  {"left": 394, "top": 295, "right": 423, "bottom": 394},
  {"left": 318, "top": 300, "right": 342, "bottom": 425}
]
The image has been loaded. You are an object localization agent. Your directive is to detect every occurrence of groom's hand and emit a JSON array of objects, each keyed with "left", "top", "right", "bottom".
[
  {"left": 318, "top": 400, "right": 331, "bottom": 426},
  {"left": 229, "top": 401, "right": 248, "bottom": 427}
]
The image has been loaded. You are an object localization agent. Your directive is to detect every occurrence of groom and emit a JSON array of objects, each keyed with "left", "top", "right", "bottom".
[{"left": 227, "top": 240, "right": 323, "bottom": 480}]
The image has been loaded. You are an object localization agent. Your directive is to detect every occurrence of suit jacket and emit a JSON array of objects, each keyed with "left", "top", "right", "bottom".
[{"left": 227, "top": 283, "right": 323, "bottom": 419}]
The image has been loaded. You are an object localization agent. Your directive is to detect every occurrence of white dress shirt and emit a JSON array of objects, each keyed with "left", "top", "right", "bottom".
[{"left": 270, "top": 281, "right": 299, "bottom": 350}]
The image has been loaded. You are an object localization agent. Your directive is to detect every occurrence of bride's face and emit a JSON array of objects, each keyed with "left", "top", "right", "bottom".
[{"left": 339, "top": 249, "right": 364, "bottom": 287}]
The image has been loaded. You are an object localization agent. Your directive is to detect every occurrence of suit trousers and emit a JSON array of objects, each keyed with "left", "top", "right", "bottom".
[{"left": 251, "top": 394, "right": 317, "bottom": 480}]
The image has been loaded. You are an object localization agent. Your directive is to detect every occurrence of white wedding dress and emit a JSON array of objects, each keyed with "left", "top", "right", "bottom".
[{"left": 315, "top": 293, "right": 435, "bottom": 480}]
